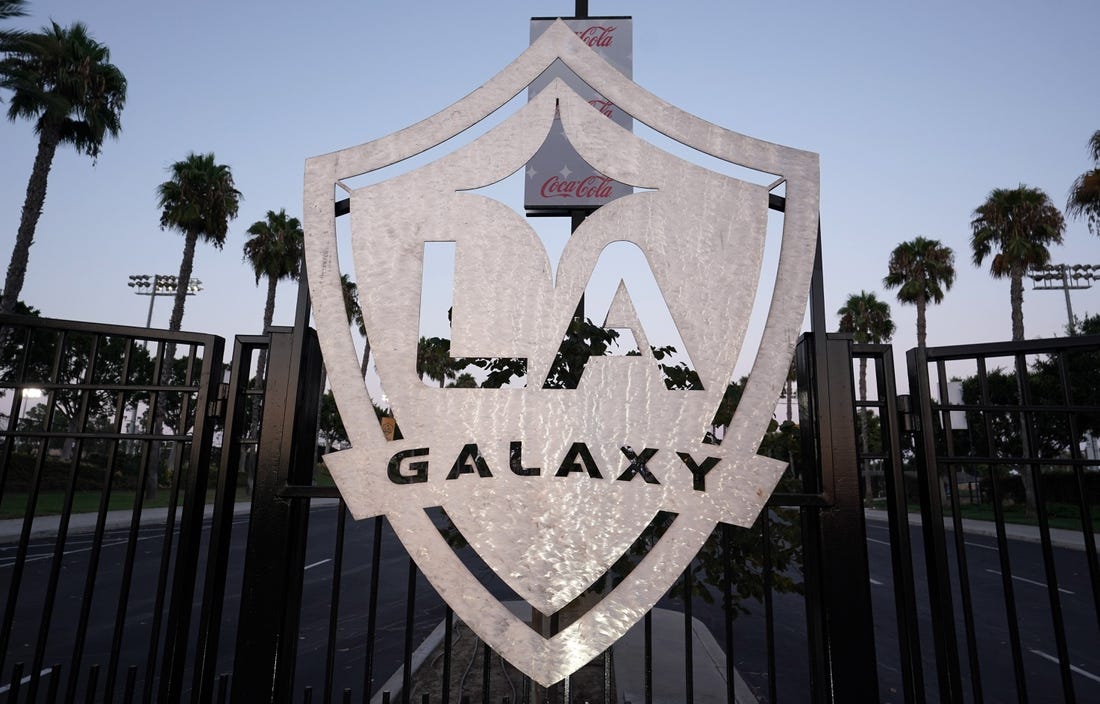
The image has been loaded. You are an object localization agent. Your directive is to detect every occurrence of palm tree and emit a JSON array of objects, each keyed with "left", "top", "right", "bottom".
[
  {"left": 883, "top": 237, "right": 956, "bottom": 347},
  {"left": 243, "top": 209, "right": 303, "bottom": 375},
  {"left": 838, "top": 291, "right": 895, "bottom": 483},
  {"left": 417, "top": 336, "right": 457, "bottom": 387},
  {"left": 971, "top": 186, "right": 1065, "bottom": 341},
  {"left": 156, "top": 153, "right": 241, "bottom": 332},
  {"left": 0, "top": 20, "right": 127, "bottom": 313},
  {"left": 0, "top": 0, "right": 27, "bottom": 43},
  {"left": 340, "top": 274, "right": 371, "bottom": 379},
  {"left": 1067, "top": 130, "right": 1100, "bottom": 236}
]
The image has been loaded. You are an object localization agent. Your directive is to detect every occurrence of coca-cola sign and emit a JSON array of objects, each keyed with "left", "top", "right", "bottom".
[
  {"left": 526, "top": 17, "right": 633, "bottom": 210},
  {"left": 576, "top": 25, "right": 616, "bottom": 47},
  {"left": 540, "top": 174, "right": 615, "bottom": 199}
]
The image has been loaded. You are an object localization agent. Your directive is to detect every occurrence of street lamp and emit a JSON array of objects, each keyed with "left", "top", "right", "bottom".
[
  {"left": 127, "top": 274, "right": 202, "bottom": 328},
  {"left": 1028, "top": 263, "right": 1100, "bottom": 333}
]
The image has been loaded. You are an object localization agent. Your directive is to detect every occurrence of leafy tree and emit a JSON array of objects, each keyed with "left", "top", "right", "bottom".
[
  {"left": 0, "top": 20, "right": 127, "bottom": 314},
  {"left": 416, "top": 336, "right": 458, "bottom": 387},
  {"left": 542, "top": 317, "right": 620, "bottom": 389},
  {"left": 883, "top": 237, "right": 955, "bottom": 347},
  {"left": 1067, "top": 130, "right": 1100, "bottom": 236},
  {"left": 447, "top": 372, "right": 478, "bottom": 388},
  {"left": 318, "top": 390, "right": 347, "bottom": 453},
  {"left": 156, "top": 152, "right": 241, "bottom": 332},
  {"left": 838, "top": 291, "right": 895, "bottom": 485},
  {"left": 243, "top": 208, "right": 303, "bottom": 377},
  {"left": 970, "top": 186, "right": 1065, "bottom": 341}
]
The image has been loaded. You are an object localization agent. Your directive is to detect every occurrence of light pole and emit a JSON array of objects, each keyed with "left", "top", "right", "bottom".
[
  {"left": 126, "top": 274, "right": 203, "bottom": 433},
  {"left": 1028, "top": 263, "right": 1100, "bottom": 334},
  {"left": 127, "top": 274, "right": 203, "bottom": 328}
]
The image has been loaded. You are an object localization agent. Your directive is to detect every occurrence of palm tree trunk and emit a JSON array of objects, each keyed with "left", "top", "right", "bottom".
[
  {"left": 1010, "top": 270, "right": 1025, "bottom": 341},
  {"left": 858, "top": 357, "right": 871, "bottom": 499},
  {"left": 916, "top": 295, "right": 927, "bottom": 348},
  {"left": 168, "top": 230, "right": 198, "bottom": 333},
  {"left": 255, "top": 274, "right": 278, "bottom": 381},
  {"left": 1, "top": 128, "right": 59, "bottom": 313},
  {"left": 151, "top": 229, "right": 199, "bottom": 500}
]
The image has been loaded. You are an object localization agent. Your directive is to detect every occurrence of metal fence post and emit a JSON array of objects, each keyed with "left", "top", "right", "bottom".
[{"left": 231, "top": 323, "right": 324, "bottom": 703}]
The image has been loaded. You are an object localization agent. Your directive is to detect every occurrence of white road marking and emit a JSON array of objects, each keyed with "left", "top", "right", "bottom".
[
  {"left": 965, "top": 541, "right": 999, "bottom": 551},
  {"left": 985, "top": 569, "right": 1074, "bottom": 595},
  {"left": 0, "top": 534, "right": 163, "bottom": 568},
  {"left": 867, "top": 537, "right": 891, "bottom": 546},
  {"left": 0, "top": 667, "right": 54, "bottom": 694},
  {"left": 869, "top": 577, "right": 884, "bottom": 586},
  {"left": 1029, "top": 649, "right": 1100, "bottom": 683},
  {"left": 304, "top": 558, "right": 332, "bottom": 571}
]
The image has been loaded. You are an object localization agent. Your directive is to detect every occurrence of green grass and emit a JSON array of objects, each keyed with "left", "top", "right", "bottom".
[
  {"left": 867, "top": 497, "right": 1100, "bottom": 532},
  {"left": 0, "top": 486, "right": 252, "bottom": 520}
]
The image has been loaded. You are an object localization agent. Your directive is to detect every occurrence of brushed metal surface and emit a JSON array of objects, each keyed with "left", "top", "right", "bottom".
[{"left": 304, "top": 20, "right": 819, "bottom": 686}]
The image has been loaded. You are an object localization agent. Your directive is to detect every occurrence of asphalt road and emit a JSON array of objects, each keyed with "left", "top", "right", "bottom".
[{"left": 1, "top": 505, "right": 1098, "bottom": 702}]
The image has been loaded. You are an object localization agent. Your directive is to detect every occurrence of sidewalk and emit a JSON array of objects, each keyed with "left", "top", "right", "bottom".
[{"left": 865, "top": 508, "right": 1093, "bottom": 551}]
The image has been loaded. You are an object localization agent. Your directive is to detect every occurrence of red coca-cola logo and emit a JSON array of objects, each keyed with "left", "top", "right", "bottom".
[
  {"left": 588, "top": 98, "right": 615, "bottom": 118},
  {"left": 575, "top": 25, "right": 616, "bottom": 48},
  {"left": 540, "top": 174, "right": 615, "bottom": 199}
]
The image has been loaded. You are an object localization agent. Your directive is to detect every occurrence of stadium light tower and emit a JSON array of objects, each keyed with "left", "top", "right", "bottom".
[
  {"left": 1028, "top": 263, "right": 1100, "bottom": 333},
  {"left": 127, "top": 274, "right": 202, "bottom": 328}
]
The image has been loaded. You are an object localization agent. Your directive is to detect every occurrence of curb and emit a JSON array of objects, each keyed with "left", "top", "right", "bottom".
[{"left": 864, "top": 509, "right": 1091, "bottom": 552}]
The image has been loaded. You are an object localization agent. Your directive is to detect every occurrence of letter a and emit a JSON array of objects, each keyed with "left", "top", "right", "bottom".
[
  {"left": 555, "top": 442, "right": 603, "bottom": 478},
  {"left": 447, "top": 443, "right": 493, "bottom": 479}
]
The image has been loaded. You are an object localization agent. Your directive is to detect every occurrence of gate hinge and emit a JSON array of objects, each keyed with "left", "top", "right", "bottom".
[
  {"left": 207, "top": 382, "right": 230, "bottom": 419},
  {"left": 896, "top": 394, "right": 917, "bottom": 432}
]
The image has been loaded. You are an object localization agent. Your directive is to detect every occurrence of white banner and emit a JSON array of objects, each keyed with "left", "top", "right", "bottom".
[{"left": 525, "top": 18, "right": 633, "bottom": 211}]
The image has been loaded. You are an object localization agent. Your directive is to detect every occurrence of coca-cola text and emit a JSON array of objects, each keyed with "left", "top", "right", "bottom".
[{"left": 540, "top": 174, "right": 615, "bottom": 199}]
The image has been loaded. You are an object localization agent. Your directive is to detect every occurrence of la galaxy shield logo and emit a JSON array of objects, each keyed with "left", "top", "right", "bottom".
[{"left": 303, "top": 21, "right": 819, "bottom": 686}]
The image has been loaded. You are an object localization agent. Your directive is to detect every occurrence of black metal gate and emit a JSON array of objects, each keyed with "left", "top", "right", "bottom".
[{"left": 2, "top": 293, "right": 1098, "bottom": 702}]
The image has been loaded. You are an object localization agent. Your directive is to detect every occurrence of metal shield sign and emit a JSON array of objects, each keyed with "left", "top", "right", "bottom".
[{"left": 304, "top": 20, "right": 819, "bottom": 687}]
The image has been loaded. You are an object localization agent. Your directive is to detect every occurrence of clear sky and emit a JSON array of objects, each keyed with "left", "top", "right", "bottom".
[{"left": 1, "top": 0, "right": 1097, "bottom": 394}]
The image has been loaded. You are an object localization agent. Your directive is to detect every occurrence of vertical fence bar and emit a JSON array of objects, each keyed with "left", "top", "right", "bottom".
[
  {"left": 761, "top": 513, "right": 777, "bottom": 704},
  {"left": 935, "top": 360, "right": 984, "bottom": 704},
  {"left": 158, "top": 337, "right": 225, "bottom": 703},
  {"left": 443, "top": 607, "right": 454, "bottom": 704},
  {"left": 363, "top": 516, "right": 385, "bottom": 703},
  {"left": 683, "top": 567, "right": 694, "bottom": 704},
  {"left": 402, "top": 558, "right": 417, "bottom": 704},
  {"left": 869, "top": 346, "right": 925, "bottom": 704},
  {"left": 193, "top": 336, "right": 264, "bottom": 701},
  {"left": 721, "top": 524, "right": 736, "bottom": 704},
  {"left": 977, "top": 357, "right": 1029, "bottom": 702},
  {"left": 643, "top": 610, "right": 652, "bottom": 704},
  {"left": 324, "top": 501, "right": 349, "bottom": 704},
  {"left": 907, "top": 345, "right": 964, "bottom": 702},
  {"left": 1015, "top": 352, "right": 1076, "bottom": 703}
]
